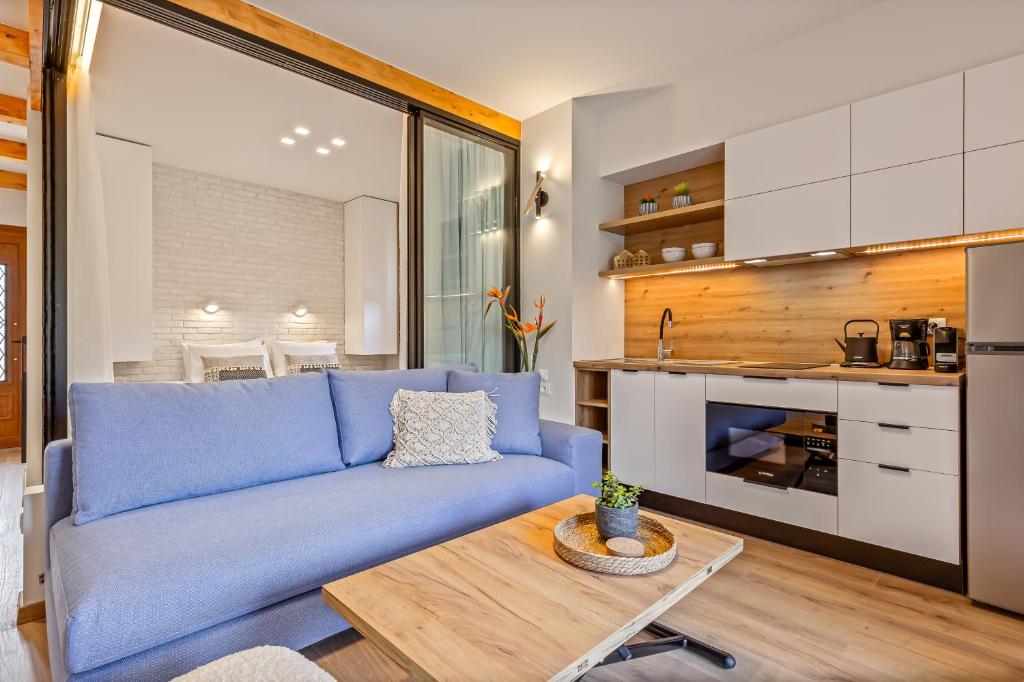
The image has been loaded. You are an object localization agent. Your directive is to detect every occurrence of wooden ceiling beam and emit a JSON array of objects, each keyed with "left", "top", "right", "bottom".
[
  {"left": 0, "top": 95, "right": 27, "bottom": 125},
  {"left": 29, "top": 0, "right": 42, "bottom": 110},
  {"left": 0, "top": 139, "right": 27, "bottom": 163},
  {"left": 0, "top": 170, "right": 26, "bottom": 191},
  {"left": 165, "top": 0, "right": 521, "bottom": 141},
  {"left": 0, "top": 22, "right": 29, "bottom": 69}
]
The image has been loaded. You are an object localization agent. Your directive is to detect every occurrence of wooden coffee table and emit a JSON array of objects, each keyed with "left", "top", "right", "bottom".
[{"left": 322, "top": 495, "right": 743, "bottom": 680}]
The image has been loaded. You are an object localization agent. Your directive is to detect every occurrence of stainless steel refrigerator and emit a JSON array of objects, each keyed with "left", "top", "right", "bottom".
[{"left": 967, "top": 241, "right": 1024, "bottom": 614}]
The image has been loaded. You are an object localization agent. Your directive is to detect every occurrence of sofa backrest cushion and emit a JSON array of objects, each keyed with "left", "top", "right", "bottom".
[
  {"left": 327, "top": 367, "right": 448, "bottom": 466},
  {"left": 447, "top": 370, "right": 542, "bottom": 455},
  {"left": 69, "top": 372, "right": 343, "bottom": 525}
]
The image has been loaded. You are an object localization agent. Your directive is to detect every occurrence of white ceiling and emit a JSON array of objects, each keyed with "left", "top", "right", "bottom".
[
  {"left": 90, "top": 6, "right": 404, "bottom": 203},
  {"left": 250, "top": 0, "right": 877, "bottom": 121},
  {"left": 0, "top": 0, "right": 27, "bottom": 30}
]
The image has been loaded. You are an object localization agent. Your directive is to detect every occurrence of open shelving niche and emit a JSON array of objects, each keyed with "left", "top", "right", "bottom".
[{"left": 574, "top": 368, "right": 610, "bottom": 469}]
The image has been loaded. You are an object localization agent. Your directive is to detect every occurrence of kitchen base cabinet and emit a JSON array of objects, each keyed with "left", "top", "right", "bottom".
[
  {"left": 839, "top": 419, "right": 958, "bottom": 476},
  {"left": 705, "top": 472, "right": 838, "bottom": 534},
  {"left": 609, "top": 370, "right": 655, "bottom": 488},
  {"left": 653, "top": 372, "right": 706, "bottom": 502},
  {"left": 838, "top": 459, "right": 959, "bottom": 564}
]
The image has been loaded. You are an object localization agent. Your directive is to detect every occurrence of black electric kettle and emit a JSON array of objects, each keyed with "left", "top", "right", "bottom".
[{"left": 835, "top": 319, "right": 881, "bottom": 368}]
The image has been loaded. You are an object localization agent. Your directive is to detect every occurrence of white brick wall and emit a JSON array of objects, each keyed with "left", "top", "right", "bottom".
[{"left": 113, "top": 164, "right": 389, "bottom": 382}]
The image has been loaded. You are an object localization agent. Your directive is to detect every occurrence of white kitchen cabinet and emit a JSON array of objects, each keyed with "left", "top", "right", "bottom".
[
  {"left": 838, "top": 381, "right": 958, "bottom": 431},
  {"left": 725, "top": 105, "right": 850, "bottom": 199},
  {"left": 706, "top": 374, "right": 837, "bottom": 412},
  {"left": 965, "top": 53, "right": 1024, "bottom": 152},
  {"left": 839, "top": 459, "right": 960, "bottom": 563},
  {"left": 344, "top": 196, "right": 399, "bottom": 355},
  {"left": 706, "top": 472, "right": 838, "bottom": 534},
  {"left": 852, "top": 73, "right": 963, "bottom": 173},
  {"left": 839, "top": 419, "right": 959, "bottom": 476},
  {"left": 851, "top": 154, "right": 963, "bottom": 247},
  {"left": 965, "top": 141, "right": 1024, "bottom": 234},
  {"left": 610, "top": 370, "right": 655, "bottom": 488},
  {"left": 653, "top": 372, "right": 706, "bottom": 502},
  {"left": 725, "top": 177, "right": 850, "bottom": 261}
]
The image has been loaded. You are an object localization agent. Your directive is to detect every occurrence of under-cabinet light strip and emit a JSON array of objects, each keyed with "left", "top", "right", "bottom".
[
  {"left": 859, "top": 228, "right": 1024, "bottom": 255},
  {"left": 605, "top": 261, "right": 741, "bottom": 280}
]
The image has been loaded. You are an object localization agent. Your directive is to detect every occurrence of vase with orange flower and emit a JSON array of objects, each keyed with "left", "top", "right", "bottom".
[{"left": 485, "top": 285, "right": 556, "bottom": 372}]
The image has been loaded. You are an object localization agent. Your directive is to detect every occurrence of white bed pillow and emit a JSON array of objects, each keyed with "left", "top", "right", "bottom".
[
  {"left": 266, "top": 340, "right": 337, "bottom": 378},
  {"left": 181, "top": 339, "right": 271, "bottom": 382}
]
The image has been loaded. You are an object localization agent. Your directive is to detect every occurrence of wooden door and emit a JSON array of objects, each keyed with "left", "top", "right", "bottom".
[{"left": 0, "top": 227, "right": 26, "bottom": 449}]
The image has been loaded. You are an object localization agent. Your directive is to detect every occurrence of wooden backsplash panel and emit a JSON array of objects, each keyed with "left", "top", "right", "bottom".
[
  {"left": 624, "top": 219, "right": 724, "bottom": 260},
  {"left": 624, "top": 247, "right": 966, "bottom": 363},
  {"left": 623, "top": 162, "right": 724, "bottom": 218}
]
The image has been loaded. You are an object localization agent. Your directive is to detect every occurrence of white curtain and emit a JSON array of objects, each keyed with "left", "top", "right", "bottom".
[
  {"left": 66, "top": 70, "right": 114, "bottom": 383},
  {"left": 422, "top": 125, "right": 509, "bottom": 371}
]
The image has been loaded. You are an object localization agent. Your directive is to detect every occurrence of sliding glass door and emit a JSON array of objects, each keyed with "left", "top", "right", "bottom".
[{"left": 420, "top": 118, "right": 517, "bottom": 372}]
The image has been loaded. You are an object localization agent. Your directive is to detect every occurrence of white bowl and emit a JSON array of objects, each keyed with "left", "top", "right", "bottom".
[
  {"left": 691, "top": 242, "right": 718, "bottom": 259},
  {"left": 661, "top": 247, "right": 686, "bottom": 263}
]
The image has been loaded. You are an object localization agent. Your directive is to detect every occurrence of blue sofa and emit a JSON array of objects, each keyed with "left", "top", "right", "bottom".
[{"left": 43, "top": 369, "right": 601, "bottom": 681}]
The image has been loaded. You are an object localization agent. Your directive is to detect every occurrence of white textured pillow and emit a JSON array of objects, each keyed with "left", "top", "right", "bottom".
[
  {"left": 182, "top": 339, "right": 271, "bottom": 382},
  {"left": 382, "top": 389, "right": 501, "bottom": 468},
  {"left": 266, "top": 340, "right": 337, "bottom": 378}
]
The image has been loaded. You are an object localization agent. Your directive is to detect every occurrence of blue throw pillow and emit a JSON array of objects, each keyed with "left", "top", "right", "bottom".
[
  {"left": 69, "top": 372, "right": 343, "bottom": 525},
  {"left": 327, "top": 367, "right": 449, "bottom": 466},
  {"left": 448, "top": 370, "right": 542, "bottom": 455}
]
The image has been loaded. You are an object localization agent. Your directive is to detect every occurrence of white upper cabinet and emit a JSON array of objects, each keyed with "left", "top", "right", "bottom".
[
  {"left": 851, "top": 154, "right": 963, "bottom": 247},
  {"left": 344, "top": 196, "right": 399, "bottom": 355},
  {"left": 851, "top": 73, "right": 963, "bottom": 173},
  {"left": 965, "top": 53, "right": 1024, "bottom": 152},
  {"left": 965, "top": 141, "right": 1024, "bottom": 233},
  {"left": 725, "top": 177, "right": 850, "bottom": 261},
  {"left": 725, "top": 105, "right": 850, "bottom": 199}
]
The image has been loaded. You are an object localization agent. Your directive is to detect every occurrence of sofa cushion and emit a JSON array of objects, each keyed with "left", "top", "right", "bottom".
[
  {"left": 448, "top": 370, "right": 542, "bottom": 455},
  {"left": 327, "top": 367, "right": 448, "bottom": 466},
  {"left": 49, "top": 455, "right": 574, "bottom": 675},
  {"left": 68, "top": 373, "right": 343, "bottom": 525}
]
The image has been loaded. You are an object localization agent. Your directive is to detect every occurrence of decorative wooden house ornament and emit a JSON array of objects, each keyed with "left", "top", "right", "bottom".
[{"left": 613, "top": 249, "right": 635, "bottom": 270}]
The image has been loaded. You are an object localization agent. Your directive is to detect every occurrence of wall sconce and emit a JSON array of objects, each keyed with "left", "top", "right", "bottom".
[
  {"left": 293, "top": 306, "right": 309, "bottom": 317},
  {"left": 203, "top": 302, "right": 220, "bottom": 314},
  {"left": 523, "top": 170, "right": 549, "bottom": 219}
]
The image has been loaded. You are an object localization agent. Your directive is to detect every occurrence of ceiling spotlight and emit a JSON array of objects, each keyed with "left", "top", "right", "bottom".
[
  {"left": 280, "top": 137, "right": 295, "bottom": 146},
  {"left": 744, "top": 258, "right": 767, "bottom": 264},
  {"left": 293, "top": 306, "right": 309, "bottom": 317},
  {"left": 331, "top": 138, "right": 346, "bottom": 147},
  {"left": 203, "top": 302, "right": 220, "bottom": 314},
  {"left": 811, "top": 250, "right": 838, "bottom": 257},
  {"left": 316, "top": 147, "right": 330, "bottom": 155},
  {"left": 294, "top": 126, "right": 310, "bottom": 136}
]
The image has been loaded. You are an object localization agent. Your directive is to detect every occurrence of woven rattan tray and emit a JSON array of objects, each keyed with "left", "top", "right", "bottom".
[{"left": 553, "top": 512, "right": 677, "bottom": 575}]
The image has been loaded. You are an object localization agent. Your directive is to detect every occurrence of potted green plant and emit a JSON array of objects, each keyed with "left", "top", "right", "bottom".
[
  {"left": 639, "top": 194, "right": 658, "bottom": 215},
  {"left": 592, "top": 471, "right": 644, "bottom": 539},
  {"left": 672, "top": 182, "right": 693, "bottom": 209}
]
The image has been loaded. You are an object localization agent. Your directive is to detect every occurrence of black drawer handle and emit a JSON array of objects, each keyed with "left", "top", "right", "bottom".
[
  {"left": 878, "top": 463, "right": 911, "bottom": 473},
  {"left": 742, "top": 477, "right": 789, "bottom": 490},
  {"left": 622, "top": 369, "right": 640, "bottom": 373},
  {"left": 878, "top": 423, "right": 911, "bottom": 430},
  {"left": 877, "top": 382, "right": 910, "bottom": 388},
  {"left": 741, "top": 375, "right": 788, "bottom": 381}
]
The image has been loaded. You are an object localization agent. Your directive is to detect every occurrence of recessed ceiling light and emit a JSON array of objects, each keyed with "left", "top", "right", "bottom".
[
  {"left": 331, "top": 138, "right": 346, "bottom": 147},
  {"left": 280, "top": 137, "right": 295, "bottom": 145},
  {"left": 294, "top": 126, "right": 310, "bottom": 136},
  {"left": 811, "top": 250, "right": 838, "bottom": 257},
  {"left": 744, "top": 258, "right": 767, "bottom": 264},
  {"left": 316, "top": 147, "right": 330, "bottom": 155}
]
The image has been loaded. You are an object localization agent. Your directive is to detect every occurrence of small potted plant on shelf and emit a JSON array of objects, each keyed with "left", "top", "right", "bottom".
[
  {"left": 639, "top": 194, "right": 658, "bottom": 215},
  {"left": 672, "top": 182, "right": 693, "bottom": 209},
  {"left": 592, "top": 471, "right": 644, "bottom": 539}
]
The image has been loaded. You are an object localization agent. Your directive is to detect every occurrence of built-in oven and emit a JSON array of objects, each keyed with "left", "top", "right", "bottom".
[{"left": 706, "top": 403, "right": 838, "bottom": 496}]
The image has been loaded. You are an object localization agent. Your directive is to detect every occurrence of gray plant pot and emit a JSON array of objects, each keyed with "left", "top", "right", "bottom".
[
  {"left": 595, "top": 502, "right": 639, "bottom": 539},
  {"left": 672, "top": 194, "right": 693, "bottom": 208}
]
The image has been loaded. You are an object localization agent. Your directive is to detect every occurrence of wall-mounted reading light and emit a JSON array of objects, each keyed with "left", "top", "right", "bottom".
[
  {"left": 293, "top": 306, "right": 309, "bottom": 317},
  {"left": 523, "top": 170, "right": 549, "bottom": 219},
  {"left": 203, "top": 302, "right": 220, "bottom": 314}
]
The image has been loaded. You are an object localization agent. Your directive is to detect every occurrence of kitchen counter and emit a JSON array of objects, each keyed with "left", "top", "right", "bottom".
[{"left": 573, "top": 358, "right": 964, "bottom": 387}]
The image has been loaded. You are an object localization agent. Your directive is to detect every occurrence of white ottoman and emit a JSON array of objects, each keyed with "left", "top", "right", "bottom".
[{"left": 173, "top": 646, "right": 333, "bottom": 681}]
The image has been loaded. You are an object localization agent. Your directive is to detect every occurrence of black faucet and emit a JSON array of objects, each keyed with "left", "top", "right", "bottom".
[{"left": 658, "top": 307, "right": 673, "bottom": 360}]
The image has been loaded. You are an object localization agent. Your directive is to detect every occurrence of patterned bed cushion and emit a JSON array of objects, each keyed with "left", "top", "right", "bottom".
[
  {"left": 382, "top": 389, "right": 500, "bottom": 468},
  {"left": 201, "top": 355, "right": 269, "bottom": 382},
  {"left": 285, "top": 353, "right": 341, "bottom": 375}
]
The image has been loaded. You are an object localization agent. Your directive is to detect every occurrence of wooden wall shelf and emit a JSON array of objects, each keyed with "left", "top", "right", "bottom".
[
  {"left": 600, "top": 257, "right": 734, "bottom": 280},
  {"left": 599, "top": 199, "right": 724, "bottom": 236}
]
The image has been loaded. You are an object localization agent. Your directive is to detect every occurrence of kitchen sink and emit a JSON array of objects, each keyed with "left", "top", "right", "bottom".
[{"left": 661, "top": 359, "right": 735, "bottom": 366}]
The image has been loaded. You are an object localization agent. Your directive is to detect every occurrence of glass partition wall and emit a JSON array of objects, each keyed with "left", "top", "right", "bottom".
[{"left": 421, "top": 119, "right": 518, "bottom": 372}]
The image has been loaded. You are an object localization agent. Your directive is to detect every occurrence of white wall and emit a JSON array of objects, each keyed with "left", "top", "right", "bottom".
[
  {"left": 24, "top": 110, "right": 41, "bottom": 487},
  {"left": 0, "top": 188, "right": 26, "bottom": 227},
  {"left": 596, "top": 0, "right": 1024, "bottom": 177}
]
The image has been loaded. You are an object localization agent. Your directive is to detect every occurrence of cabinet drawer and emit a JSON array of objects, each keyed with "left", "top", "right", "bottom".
[
  {"left": 851, "top": 155, "right": 963, "bottom": 247},
  {"left": 707, "top": 374, "right": 837, "bottom": 412},
  {"left": 965, "top": 53, "right": 1024, "bottom": 151},
  {"left": 852, "top": 73, "right": 963, "bottom": 173},
  {"left": 839, "top": 459, "right": 959, "bottom": 563},
  {"left": 839, "top": 419, "right": 959, "bottom": 475},
  {"left": 965, "top": 141, "right": 1024, "bottom": 234},
  {"left": 724, "top": 177, "right": 850, "bottom": 261},
  {"left": 706, "top": 472, "right": 837, "bottom": 534},
  {"left": 838, "top": 382, "right": 958, "bottom": 431},
  {"left": 726, "top": 105, "right": 850, "bottom": 199}
]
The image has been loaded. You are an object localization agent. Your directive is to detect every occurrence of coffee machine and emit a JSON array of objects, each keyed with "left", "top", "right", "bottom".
[
  {"left": 933, "top": 326, "right": 965, "bottom": 372},
  {"left": 888, "top": 318, "right": 930, "bottom": 370}
]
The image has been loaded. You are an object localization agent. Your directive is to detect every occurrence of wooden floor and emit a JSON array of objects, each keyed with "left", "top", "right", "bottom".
[{"left": 2, "top": 442, "right": 1022, "bottom": 680}]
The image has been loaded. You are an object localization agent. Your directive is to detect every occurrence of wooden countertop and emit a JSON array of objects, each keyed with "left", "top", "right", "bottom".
[{"left": 573, "top": 358, "right": 964, "bottom": 387}]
